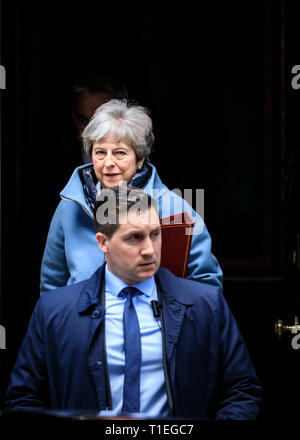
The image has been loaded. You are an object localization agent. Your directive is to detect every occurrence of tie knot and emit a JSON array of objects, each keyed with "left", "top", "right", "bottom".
[{"left": 119, "top": 286, "right": 141, "bottom": 299}]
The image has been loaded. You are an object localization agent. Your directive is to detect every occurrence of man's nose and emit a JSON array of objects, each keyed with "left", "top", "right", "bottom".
[{"left": 141, "top": 237, "right": 155, "bottom": 256}]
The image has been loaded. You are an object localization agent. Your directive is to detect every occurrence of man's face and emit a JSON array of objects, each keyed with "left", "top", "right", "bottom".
[
  {"left": 96, "top": 207, "right": 161, "bottom": 284},
  {"left": 72, "top": 91, "right": 112, "bottom": 143}
]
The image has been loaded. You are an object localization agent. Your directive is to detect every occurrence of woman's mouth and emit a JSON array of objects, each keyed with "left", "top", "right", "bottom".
[{"left": 105, "top": 173, "right": 120, "bottom": 178}]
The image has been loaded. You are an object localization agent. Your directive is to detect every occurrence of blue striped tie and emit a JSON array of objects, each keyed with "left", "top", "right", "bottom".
[{"left": 119, "top": 286, "right": 142, "bottom": 413}]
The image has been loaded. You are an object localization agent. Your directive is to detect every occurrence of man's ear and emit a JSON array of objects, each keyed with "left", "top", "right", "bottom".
[{"left": 96, "top": 232, "right": 110, "bottom": 254}]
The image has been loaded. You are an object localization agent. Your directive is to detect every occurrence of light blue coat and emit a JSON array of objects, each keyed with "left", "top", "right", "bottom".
[{"left": 40, "top": 163, "right": 223, "bottom": 292}]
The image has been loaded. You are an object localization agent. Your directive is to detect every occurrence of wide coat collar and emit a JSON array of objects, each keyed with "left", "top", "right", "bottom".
[
  {"left": 59, "top": 163, "right": 169, "bottom": 218},
  {"left": 77, "top": 263, "right": 192, "bottom": 312},
  {"left": 76, "top": 263, "right": 192, "bottom": 414},
  {"left": 77, "top": 263, "right": 192, "bottom": 363}
]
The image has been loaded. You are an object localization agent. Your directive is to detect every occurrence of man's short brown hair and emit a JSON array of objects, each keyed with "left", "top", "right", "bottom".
[{"left": 94, "top": 185, "right": 158, "bottom": 238}]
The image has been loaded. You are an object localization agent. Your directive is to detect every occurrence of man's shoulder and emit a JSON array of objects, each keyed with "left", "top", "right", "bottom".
[
  {"left": 157, "top": 267, "right": 222, "bottom": 305},
  {"left": 39, "top": 265, "right": 104, "bottom": 306},
  {"left": 39, "top": 278, "right": 88, "bottom": 310}
]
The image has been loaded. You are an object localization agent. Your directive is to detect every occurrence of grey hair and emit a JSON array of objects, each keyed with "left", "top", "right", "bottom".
[{"left": 82, "top": 99, "right": 154, "bottom": 161}]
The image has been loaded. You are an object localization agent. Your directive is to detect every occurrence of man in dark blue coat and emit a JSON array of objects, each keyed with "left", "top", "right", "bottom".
[{"left": 5, "top": 186, "right": 261, "bottom": 419}]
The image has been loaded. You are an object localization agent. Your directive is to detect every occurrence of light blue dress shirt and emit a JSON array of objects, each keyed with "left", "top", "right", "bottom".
[{"left": 103, "top": 265, "right": 169, "bottom": 417}]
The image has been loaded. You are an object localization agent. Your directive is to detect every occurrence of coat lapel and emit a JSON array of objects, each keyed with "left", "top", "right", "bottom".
[
  {"left": 156, "top": 267, "right": 192, "bottom": 360},
  {"left": 156, "top": 270, "right": 191, "bottom": 360},
  {"left": 78, "top": 264, "right": 108, "bottom": 410},
  {"left": 161, "top": 297, "right": 187, "bottom": 363},
  {"left": 155, "top": 268, "right": 193, "bottom": 416}
]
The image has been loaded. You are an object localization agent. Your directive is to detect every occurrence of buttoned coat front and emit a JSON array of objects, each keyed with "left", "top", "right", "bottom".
[{"left": 6, "top": 265, "right": 261, "bottom": 419}]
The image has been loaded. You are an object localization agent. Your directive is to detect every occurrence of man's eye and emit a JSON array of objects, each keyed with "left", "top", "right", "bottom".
[
  {"left": 151, "top": 230, "right": 160, "bottom": 239},
  {"left": 128, "top": 234, "right": 141, "bottom": 241}
]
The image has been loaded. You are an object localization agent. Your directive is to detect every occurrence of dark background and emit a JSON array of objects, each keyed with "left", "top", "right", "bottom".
[{"left": 1, "top": 0, "right": 300, "bottom": 422}]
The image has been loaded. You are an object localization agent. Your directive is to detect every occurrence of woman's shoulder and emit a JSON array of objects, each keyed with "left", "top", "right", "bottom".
[
  {"left": 144, "top": 163, "right": 169, "bottom": 192},
  {"left": 145, "top": 163, "right": 205, "bottom": 233},
  {"left": 55, "top": 164, "right": 93, "bottom": 215},
  {"left": 60, "top": 164, "right": 92, "bottom": 197}
]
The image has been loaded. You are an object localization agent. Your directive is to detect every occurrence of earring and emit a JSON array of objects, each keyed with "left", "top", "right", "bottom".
[{"left": 137, "top": 165, "right": 142, "bottom": 171}]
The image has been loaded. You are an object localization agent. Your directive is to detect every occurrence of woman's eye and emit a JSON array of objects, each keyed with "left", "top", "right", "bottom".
[
  {"left": 95, "top": 150, "right": 105, "bottom": 155},
  {"left": 116, "top": 151, "right": 126, "bottom": 156}
]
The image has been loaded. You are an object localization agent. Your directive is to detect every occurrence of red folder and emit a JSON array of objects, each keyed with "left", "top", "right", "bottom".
[{"left": 160, "top": 211, "right": 195, "bottom": 278}]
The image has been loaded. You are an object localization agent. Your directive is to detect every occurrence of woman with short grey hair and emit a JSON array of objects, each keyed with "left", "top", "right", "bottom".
[
  {"left": 82, "top": 99, "right": 154, "bottom": 161},
  {"left": 40, "top": 99, "right": 223, "bottom": 292}
]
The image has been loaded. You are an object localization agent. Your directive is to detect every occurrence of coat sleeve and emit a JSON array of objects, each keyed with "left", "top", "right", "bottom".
[
  {"left": 40, "top": 201, "right": 70, "bottom": 293},
  {"left": 187, "top": 222, "right": 223, "bottom": 289},
  {"left": 4, "top": 301, "right": 49, "bottom": 410},
  {"left": 215, "top": 292, "right": 261, "bottom": 419}
]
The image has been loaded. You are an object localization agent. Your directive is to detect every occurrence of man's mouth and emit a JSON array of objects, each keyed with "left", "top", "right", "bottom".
[{"left": 139, "top": 262, "right": 156, "bottom": 267}]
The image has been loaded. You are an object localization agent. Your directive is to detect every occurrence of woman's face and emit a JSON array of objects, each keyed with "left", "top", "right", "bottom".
[{"left": 92, "top": 134, "right": 144, "bottom": 188}]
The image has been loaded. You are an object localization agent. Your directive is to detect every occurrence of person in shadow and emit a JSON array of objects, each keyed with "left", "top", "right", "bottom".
[{"left": 70, "top": 73, "right": 128, "bottom": 165}]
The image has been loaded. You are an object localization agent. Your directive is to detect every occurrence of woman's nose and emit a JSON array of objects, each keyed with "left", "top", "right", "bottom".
[{"left": 104, "top": 152, "right": 114, "bottom": 167}]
